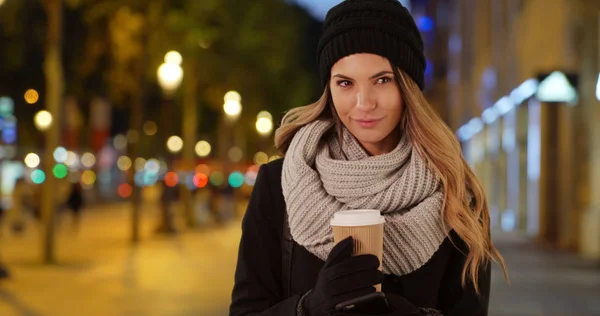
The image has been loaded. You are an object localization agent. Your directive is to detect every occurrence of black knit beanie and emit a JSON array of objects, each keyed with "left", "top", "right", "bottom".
[{"left": 317, "top": 0, "right": 426, "bottom": 90}]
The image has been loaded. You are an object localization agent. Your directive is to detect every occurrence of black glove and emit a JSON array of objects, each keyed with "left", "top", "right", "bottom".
[
  {"left": 333, "top": 292, "right": 423, "bottom": 316},
  {"left": 303, "top": 237, "right": 383, "bottom": 316}
]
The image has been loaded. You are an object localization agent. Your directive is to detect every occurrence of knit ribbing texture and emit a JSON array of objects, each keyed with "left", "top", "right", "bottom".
[{"left": 281, "top": 120, "right": 449, "bottom": 276}]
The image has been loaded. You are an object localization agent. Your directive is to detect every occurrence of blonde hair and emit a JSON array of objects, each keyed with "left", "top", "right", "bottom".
[{"left": 274, "top": 68, "right": 508, "bottom": 293}]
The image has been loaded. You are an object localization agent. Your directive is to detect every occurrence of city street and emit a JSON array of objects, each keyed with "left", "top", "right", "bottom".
[{"left": 0, "top": 201, "right": 599, "bottom": 316}]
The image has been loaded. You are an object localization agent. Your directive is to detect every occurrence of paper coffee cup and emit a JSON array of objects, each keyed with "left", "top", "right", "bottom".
[{"left": 331, "top": 209, "right": 385, "bottom": 291}]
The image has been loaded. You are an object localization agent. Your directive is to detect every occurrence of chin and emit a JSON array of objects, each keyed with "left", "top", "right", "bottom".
[{"left": 348, "top": 129, "right": 388, "bottom": 144}]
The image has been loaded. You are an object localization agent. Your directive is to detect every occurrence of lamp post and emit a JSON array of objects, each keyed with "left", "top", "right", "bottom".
[{"left": 156, "top": 51, "right": 183, "bottom": 234}]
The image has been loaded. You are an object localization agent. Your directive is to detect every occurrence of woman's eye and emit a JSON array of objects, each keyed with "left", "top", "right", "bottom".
[
  {"left": 377, "top": 77, "right": 392, "bottom": 84},
  {"left": 336, "top": 80, "right": 352, "bottom": 87}
]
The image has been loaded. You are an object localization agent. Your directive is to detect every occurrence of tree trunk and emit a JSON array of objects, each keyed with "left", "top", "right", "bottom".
[
  {"left": 41, "top": 0, "right": 64, "bottom": 264},
  {"left": 181, "top": 59, "right": 198, "bottom": 228}
]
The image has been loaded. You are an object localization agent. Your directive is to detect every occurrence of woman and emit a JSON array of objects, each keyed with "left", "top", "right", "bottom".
[{"left": 230, "top": 1, "right": 508, "bottom": 315}]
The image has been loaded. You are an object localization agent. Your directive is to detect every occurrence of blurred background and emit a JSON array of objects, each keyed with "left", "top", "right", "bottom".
[{"left": 0, "top": 0, "right": 599, "bottom": 315}]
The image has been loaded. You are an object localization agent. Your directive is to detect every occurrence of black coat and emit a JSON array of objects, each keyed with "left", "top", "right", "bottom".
[{"left": 230, "top": 159, "right": 491, "bottom": 316}]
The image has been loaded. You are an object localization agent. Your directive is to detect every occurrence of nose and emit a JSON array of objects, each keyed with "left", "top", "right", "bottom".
[{"left": 355, "top": 87, "right": 376, "bottom": 111}]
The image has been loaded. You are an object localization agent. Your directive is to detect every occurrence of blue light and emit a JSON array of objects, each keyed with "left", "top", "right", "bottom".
[
  {"left": 2, "top": 127, "right": 16, "bottom": 144},
  {"left": 425, "top": 60, "right": 434, "bottom": 76},
  {"left": 416, "top": 16, "right": 434, "bottom": 32}
]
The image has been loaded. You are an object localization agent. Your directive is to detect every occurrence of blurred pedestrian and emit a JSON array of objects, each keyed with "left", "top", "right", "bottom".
[
  {"left": 66, "top": 183, "right": 84, "bottom": 231},
  {"left": 230, "top": 1, "right": 508, "bottom": 315},
  {"left": 155, "top": 180, "right": 177, "bottom": 234},
  {"left": 6, "top": 178, "right": 28, "bottom": 235}
]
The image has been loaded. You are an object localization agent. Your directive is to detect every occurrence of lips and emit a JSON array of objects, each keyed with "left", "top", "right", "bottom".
[{"left": 353, "top": 117, "right": 383, "bottom": 128}]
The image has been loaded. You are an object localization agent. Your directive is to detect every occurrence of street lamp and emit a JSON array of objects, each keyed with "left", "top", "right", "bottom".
[
  {"left": 166, "top": 135, "right": 183, "bottom": 153},
  {"left": 223, "top": 90, "right": 242, "bottom": 121},
  {"left": 256, "top": 111, "right": 273, "bottom": 136},
  {"left": 34, "top": 110, "right": 53, "bottom": 131}
]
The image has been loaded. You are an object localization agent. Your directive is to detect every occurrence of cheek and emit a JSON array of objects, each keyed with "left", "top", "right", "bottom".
[{"left": 331, "top": 93, "right": 353, "bottom": 116}]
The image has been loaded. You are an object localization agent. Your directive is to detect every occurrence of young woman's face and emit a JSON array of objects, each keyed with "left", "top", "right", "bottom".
[{"left": 329, "top": 53, "right": 404, "bottom": 155}]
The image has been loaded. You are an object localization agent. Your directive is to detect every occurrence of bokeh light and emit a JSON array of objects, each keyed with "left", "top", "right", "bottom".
[
  {"left": 53, "top": 164, "right": 68, "bottom": 179},
  {"left": 118, "top": 183, "right": 132, "bottom": 198},
  {"left": 134, "top": 157, "right": 147, "bottom": 171},
  {"left": 195, "top": 140, "right": 211, "bottom": 157},
  {"left": 81, "top": 170, "right": 96, "bottom": 186},
  {"left": 253, "top": 152, "right": 268, "bottom": 165},
  {"left": 224, "top": 90, "right": 241, "bottom": 102},
  {"left": 193, "top": 173, "right": 208, "bottom": 188},
  {"left": 53, "top": 147, "right": 68, "bottom": 163},
  {"left": 24, "top": 89, "right": 39, "bottom": 104},
  {"left": 209, "top": 171, "right": 225, "bottom": 186},
  {"left": 24, "top": 153, "right": 40, "bottom": 168},
  {"left": 228, "top": 171, "right": 244, "bottom": 188},
  {"left": 164, "top": 50, "right": 183, "bottom": 65},
  {"left": 34, "top": 110, "right": 53, "bottom": 131},
  {"left": 31, "top": 169, "right": 46, "bottom": 184},
  {"left": 257, "top": 111, "right": 273, "bottom": 121},
  {"left": 65, "top": 151, "right": 79, "bottom": 167},
  {"left": 164, "top": 172, "right": 179, "bottom": 187},
  {"left": 223, "top": 100, "right": 242, "bottom": 117},
  {"left": 269, "top": 155, "right": 281, "bottom": 162},
  {"left": 81, "top": 152, "right": 96, "bottom": 168},
  {"left": 256, "top": 117, "right": 273, "bottom": 135},
  {"left": 143, "top": 121, "right": 158, "bottom": 136},
  {"left": 166, "top": 136, "right": 183, "bottom": 153},
  {"left": 117, "top": 156, "right": 132, "bottom": 171},
  {"left": 145, "top": 159, "right": 160, "bottom": 173}
]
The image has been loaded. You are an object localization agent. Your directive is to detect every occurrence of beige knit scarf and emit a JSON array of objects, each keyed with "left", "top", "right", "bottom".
[{"left": 281, "top": 120, "right": 449, "bottom": 276}]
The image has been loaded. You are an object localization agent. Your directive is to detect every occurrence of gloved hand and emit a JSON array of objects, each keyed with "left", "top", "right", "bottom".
[
  {"left": 302, "top": 237, "right": 383, "bottom": 316},
  {"left": 333, "top": 293, "right": 423, "bottom": 316}
]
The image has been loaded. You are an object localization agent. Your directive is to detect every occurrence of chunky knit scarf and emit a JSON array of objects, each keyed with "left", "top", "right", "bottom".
[{"left": 281, "top": 120, "right": 449, "bottom": 276}]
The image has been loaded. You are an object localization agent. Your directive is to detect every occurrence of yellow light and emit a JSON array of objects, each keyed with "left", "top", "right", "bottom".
[
  {"left": 256, "top": 117, "right": 273, "bottom": 135},
  {"left": 195, "top": 140, "right": 211, "bottom": 157},
  {"left": 81, "top": 152, "right": 96, "bottom": 168},
  {"left": 164, "top": 50, "right": 182, "bottom": 65},
  {"left": 24, "top": 153, "right": 41, "bottom": 168},
  {"left": 257, "top": 111, "right": 272, "bottom": 121},
  {"left": 117, "top": 156, "right": 132, "bottom": 171},
  {"left": 24, "top": 89, "right": 39, "bottom": 104},
  {"left": 143, "top": 121, "right": 158, "bottom": 136},
  {"left": 224, "top": 91, "right": 241, "bottom": 103},
  {"left": 269, "top": 155, "right": 281, "bottom": 162},
  {"left": 81, "top": 170, "right": 96, "bottom": 185},
  {"left": 157, "top": 62, "right": 183, "bottom": 93},
  {"left": 223, "top": 100, "right": 242, "bottom": 117},
  {"left": 134, "top": 158, "right": 147, "bottom": 171},
  {"left": 34, "top": 110, "right": 53, "bottom": 131},
  {"left": 166, "top": 136, "right": 183, "bottom": 153},
  {"left": 228, "top": 147, "right": 243, "bottom": 163},
  {"left": 253, "top": 152, "right": 268, "bottom": 166}
]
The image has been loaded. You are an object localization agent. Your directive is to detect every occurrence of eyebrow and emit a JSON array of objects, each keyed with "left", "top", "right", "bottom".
[{"left": 332, "top": 71, "right": 394, "bottom": 80}]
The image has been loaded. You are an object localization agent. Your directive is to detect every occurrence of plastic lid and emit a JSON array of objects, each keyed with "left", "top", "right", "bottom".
[{"left": 330, "top": 209, "right": 386, "bottom": 227}]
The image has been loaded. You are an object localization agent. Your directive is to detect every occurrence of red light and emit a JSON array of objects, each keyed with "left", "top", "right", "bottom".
[
  {"left": 193, "top": 173, "right": 208, "bottom": 188},
  {"left": 247, "top": 164, "right": 259, "bottom": 173},
  {"left": 164, "top": 172, "right": 179, "bottom": 187},
  {"left": 118, "top": 183, "right": 132, "bottom": 198}
]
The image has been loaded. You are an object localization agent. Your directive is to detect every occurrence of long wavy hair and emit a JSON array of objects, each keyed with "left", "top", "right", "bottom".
[{"left": 274, "top": 66, "right": 509, "bottom": 293}]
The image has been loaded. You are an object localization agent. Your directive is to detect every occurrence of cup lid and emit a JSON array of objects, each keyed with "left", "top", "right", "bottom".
[{"left": 330, "top": 209, "right": 386, "bottom": 227}]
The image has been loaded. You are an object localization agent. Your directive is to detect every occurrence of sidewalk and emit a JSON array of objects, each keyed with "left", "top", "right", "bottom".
[
  {"left": 489, "top": 231, "right": 600, "bottom": 316},
  {"left": 1, "top": 202, "right": 599, "bottom": 316},
  {"left": 0, "top": 202, "right": 242, "bottom": 316}
]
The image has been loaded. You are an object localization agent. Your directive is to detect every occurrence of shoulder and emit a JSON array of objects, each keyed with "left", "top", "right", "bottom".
[
  {"left": 252, "top": 158, "right": 286, "bottom": 223},
  {"left": 256, "top": 158, "right": 284, "bottom": 193}
]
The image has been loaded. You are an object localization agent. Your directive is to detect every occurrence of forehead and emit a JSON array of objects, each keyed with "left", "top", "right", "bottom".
[{"left": 331, "top": 53, "right": 392, "bottom": 76}]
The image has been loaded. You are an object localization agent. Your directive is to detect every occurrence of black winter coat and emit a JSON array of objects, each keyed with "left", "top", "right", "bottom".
[{"left": 230, "top": 159, "right": 491, "bottom": 316}]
